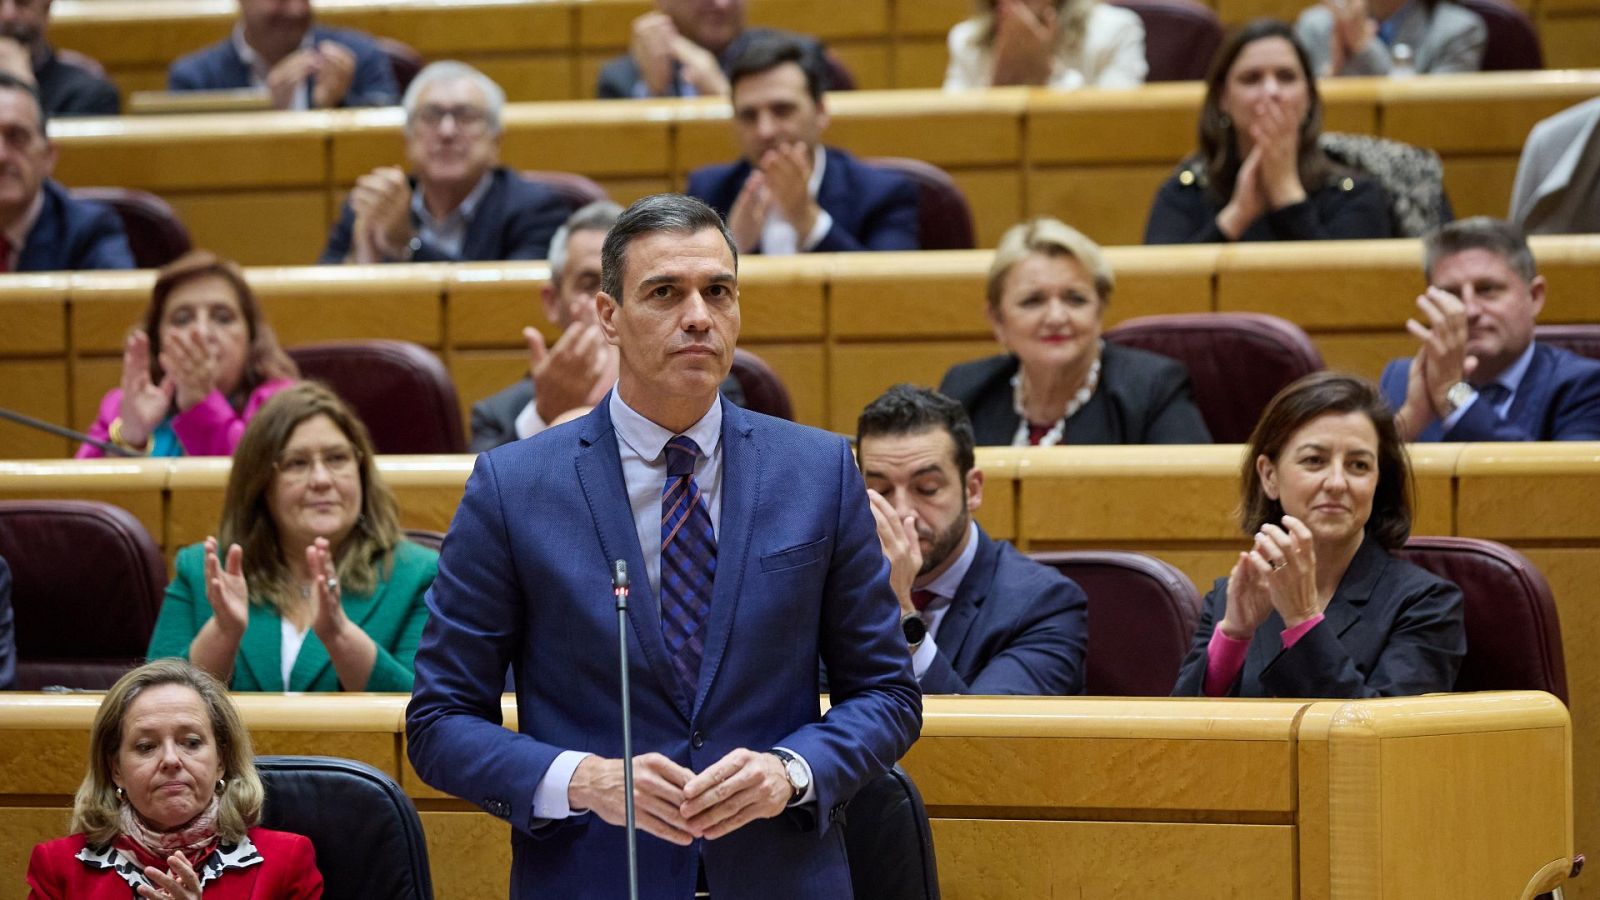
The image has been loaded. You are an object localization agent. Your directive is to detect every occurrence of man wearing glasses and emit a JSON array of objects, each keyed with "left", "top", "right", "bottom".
[{"left": 319, "top": 62, "right": 569, "bottom": 265}]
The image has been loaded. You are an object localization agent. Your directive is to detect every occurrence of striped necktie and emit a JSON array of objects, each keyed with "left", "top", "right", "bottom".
[{"left": 660, "top": 435, "right": 716, "bottom": 693}]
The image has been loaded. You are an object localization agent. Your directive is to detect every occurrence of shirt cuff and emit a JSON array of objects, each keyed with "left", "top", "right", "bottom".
[
  {"left": 909, "top": 634, "right": 938, "bottom": 680},
  {"left": 799, "top": 209, "right": 833, "bottom": 251},
  {"left": 1279, "top": 613, "right": 1325, "bottom": 649},
  {"left": 1203, "top": 628, "right": 1250, "bottom": 697},
  {"left": 531, "top": 750, "right": 592, "bottom": 821},
  {"left": 772, "top": 746, "right": 816, "bottom": 807},
  {"left": 513, "top": 399, "right": 549, "bottom": 441}
]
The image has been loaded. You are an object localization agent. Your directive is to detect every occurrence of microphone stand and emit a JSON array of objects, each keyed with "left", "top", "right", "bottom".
[
  {"left": 0, "top": 406, "right": 136, "bottom": 457},
  {"left": 612, "top": 560, "right": 640, "bottom": 900}
]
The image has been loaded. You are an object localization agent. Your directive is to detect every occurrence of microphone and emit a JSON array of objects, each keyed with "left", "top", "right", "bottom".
[
  {"left": 611, "top": 559, "right": 640, "bottom": 900},
  {"left": 0, "top": 406, "right": 137, "bottom": 457}
]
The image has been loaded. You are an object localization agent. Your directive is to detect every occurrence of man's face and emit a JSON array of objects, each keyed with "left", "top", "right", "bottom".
[
  {"left": 598, "top": 227, "right": 740, "bottom": 408},
  {"left": 1430, "top": 247, "right": 1545, "bottom": 381},
  {"left": 0, "top": 0, "right": 50, "bottom": 52},
  {"left": 731, "top": 62, "right": 826, "bottom": 167},
  {"left": 406, "top": 78, "right": 500, "bottom": 194},
  {"left": 0, "top": 88, "right": 53, "bottom": 220},
  {"left": 238, "top": 0, "right": 312, "bottom": 61},
  {"left": 858, "top": 428, "right": 982, "bottom": 579},
  {"left": 659, "top": 0, "right": 744, "bottom": 55},
  {"left": 543, "top": 227, "right": 606, "bottom": 331}
]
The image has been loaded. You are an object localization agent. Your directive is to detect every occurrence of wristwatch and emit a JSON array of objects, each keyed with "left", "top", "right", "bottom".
[
  {"left": 1441, "top": 381, "right": 1475, "bottom": 416},
  {"left": 767, "top": 748, "right": 809, "bottom": 802},
  {"left": 901, "top": 611, "right": 927, "bottom": 650}
]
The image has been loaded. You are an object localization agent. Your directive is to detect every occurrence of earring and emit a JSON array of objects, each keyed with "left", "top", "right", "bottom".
[
  {"left": 115, "top": 786, "right": 125, "bottom": 801},
  {"left": 1218, "top": 112, "right": 1232, "bottom": 130},
  {"left": 216, "top": 777, "right": 227, "bottom": 792}
]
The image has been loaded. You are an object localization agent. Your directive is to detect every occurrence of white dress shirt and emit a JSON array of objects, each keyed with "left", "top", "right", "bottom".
[{"left": 758, "top": 145, "right": 833, "bottom": 255}]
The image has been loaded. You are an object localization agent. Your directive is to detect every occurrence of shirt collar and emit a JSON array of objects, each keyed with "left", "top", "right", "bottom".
[
  {"left": 609, "top": 385, "right": 723, "bottom": 465},
  {"left": 916, "top": 519, "right": 979, "bottom": 605},
  {"left": 231, "top": 22, "right": 314, "bottom": 82},
  {"left": 1491, "top": 340, "right": 1538, "bottom": 396},
  {"left": 807, "top": 144, "right": 826, "bottom": 197},
  {"left": 410, "top": 168, "right": 496, "bottom": 229}
]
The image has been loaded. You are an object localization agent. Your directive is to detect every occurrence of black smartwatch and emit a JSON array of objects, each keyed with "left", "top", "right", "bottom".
[{"left": 900, "top": 611, "right": 927, "bottom": 649}]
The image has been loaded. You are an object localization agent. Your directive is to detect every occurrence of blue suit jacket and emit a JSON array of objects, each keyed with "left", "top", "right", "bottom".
[
  {"left": 18, "top": 180, "right": 134, "bottom": 272},
  {"left": 167, "top": 25, "right": 398, "bottom": 107},
  {"left": 922, "top": 526, "right": 1087, "bottom": 695},
  {"left": 1379, "top": 341, "right": 1600, "bottom": 441},
  {"left": 406, "top": 396, "right": 921, "bottom": 900},
  {"left": 687, "top": 147, "right": 920, "bottom": 253}
]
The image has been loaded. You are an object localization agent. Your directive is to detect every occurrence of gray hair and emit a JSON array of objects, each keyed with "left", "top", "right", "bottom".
[
  {"left": 600, "top": 194, "right": 736, "bottom": 303},
  {"left": 402, "top": 61, "right": 505, "bottom": 135},
  {"left": 549, "top": 200, "right": 624, "bottom": 280},
  {"left": 1423, "top": 216, "right": 1537, "bottom": 284}
]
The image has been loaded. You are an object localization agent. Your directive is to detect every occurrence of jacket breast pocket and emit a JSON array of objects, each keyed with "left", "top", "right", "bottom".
[{"left": 759, "top": 537, "right": 828, "bottom": 573}]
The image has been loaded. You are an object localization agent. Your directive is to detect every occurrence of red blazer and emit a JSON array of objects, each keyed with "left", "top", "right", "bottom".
[{"left": 27, "top": 827, "right": 323, "bottom": 899}]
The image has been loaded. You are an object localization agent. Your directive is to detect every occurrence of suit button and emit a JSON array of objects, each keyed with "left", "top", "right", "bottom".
[{"left": 691, "top": 731, "right": 705, "bottom": 749}]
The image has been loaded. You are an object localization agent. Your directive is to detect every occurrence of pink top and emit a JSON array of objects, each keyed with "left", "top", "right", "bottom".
[
  {"left": 1202, "top": 613, "right": 1326, "bottom": 696},
  {"left": 76, "top": 379, "right": 295, "bottom": 459}
]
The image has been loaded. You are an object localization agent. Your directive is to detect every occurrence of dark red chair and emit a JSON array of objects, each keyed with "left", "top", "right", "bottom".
[
  {"left": 521, "top": 170, "right": 611, "bottom": 216},
  {"left": 403, "top": 528, "right": 446, "bottom": 552},
  {"left": 70, "top": 187, "right": 193, "bottom": 268},
  {"left": 822, "top": 49, "right": 857, "bottom": 91},
  {"left": 375, "top": 37, "right": 425, "bottom": 92},
  {"left": 1109, "top": 0, "right": 1223, "bottom": 82},
  {"left": 0, "top": 500, "right": 166, "bottom": 690},
  {"left": 288, "top": 340, "right": 466, "bottom": 454},
  {"left": 1397, "top": 537, "right": 1567, "bottom": 703},
  {"left": 1105, "top": 312, "right": 1324, "bottom": 443},
  {"left": 729, "top": 348, "right": 794, "bottom": 420},
  {"left": 1029, "top": 550, "right": 1201, "bottom": 696},
  {"left": 1455, "top": 0, "right": 1543, "bottom": 71},
  {"left": 864, "top": 157, "right": 976, "bottom": 251},
  {"left": 1536, "top": 324, "right": 1600, "bottom": 364}
]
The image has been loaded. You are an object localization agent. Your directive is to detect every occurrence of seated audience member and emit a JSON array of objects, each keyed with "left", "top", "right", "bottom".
[
  {"left": 0, "top": 0, "right": 119, "bottom": 116},
  {"left": 1174, "top": 372, "right": 1466, "bottom": 698},
  {"left": 944, "top": 0, "right": 1147, "bottom": 90},
  {"left": 0, "top": 74, "right": 132, "bottom": 271},
  {"left": 1382, "top": 217, "right": 1600, "bottom": 442},
  {"left": 940, "top": 217, "right": 1211, "bottom": 445},
  {"left": 147, "top": 383, "right": 437, "bottom": 692},
  {"left": 1295, "top": 0, "right": 1484, "bottom": 77},
  {"left": 319, "top": 62, "right": 568, "bottom": 265},
  {"left": 167, "top": 0, "right": 396, "bottom": 109},
  {"left": 1143, "top": 20, "right": 1392, "bottom": 244},
  {"left": 597, "top": 0, "right": 827, "bottom": 99},
  {"left": 26, "top": 659, "right": 324, "bottom": 898},
  {"left": 0, "top": 555, "right": 13, "bottom": 690},
  {"left": 686, "top": 35, "right": 920, "bottom": 254},
  {"left": 858, "top": 384, "right": 1088, "bottom": 695},
  {"left": 1510, "top": 97, "right": 1600, "bottom": 236},
  {"left": 79, "top": 252, "right": 298, "bottom": 459}
]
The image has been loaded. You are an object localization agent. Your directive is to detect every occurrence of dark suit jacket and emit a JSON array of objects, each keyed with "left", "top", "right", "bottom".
[
  {"left": 17, "top": 180, "right": 134, "bottom": 272},
  {"left": 470, "top": 373, "right": 747, "bottom": 453},
  {"left": 937, "top": 343, "right": 1212, "bottom": 446},
  {"left": 922, "top": 526, "right": 1087, "bottom": 695},
  {"left": 0, "top": 557, "right": 14, "bottom": 691},
  {"left": 406, "top": 396, "right": 921, "bottom": 899},
  {"left": 1143, "top": 164, "right": 1393, "bottom": 244},
  {"left": 27, "top": 828, "right": 323, "bottom": 899},
  {"left": 596, "top": 27, "right": 820, "bottom": 99},
  {"left": 1380, "top": 342, "right": 1600, "bottom": 441},
  {"left": 319, "top": 166, "right": 569, "bottom": 264},
  {"left": 167, "top": 25, "right": 398, "bottom": 107},
  {"left": 35, "top": 50, "right": 120, "bottom": 117},
  {"left": 687, "top": 146, "right": 920, "bottom": 253},
  {"left": 1173, "top": 536, "right": 1466, "bottom": 698}
]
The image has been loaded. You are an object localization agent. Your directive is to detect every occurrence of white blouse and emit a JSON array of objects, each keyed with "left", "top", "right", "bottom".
[{"left": 943, "top": 4, "right": 1148, "bottom": 91}]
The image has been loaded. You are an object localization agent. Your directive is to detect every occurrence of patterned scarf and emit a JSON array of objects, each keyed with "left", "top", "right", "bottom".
[{"left": 113, "top": 795, "right": 222, "bottom": 872}]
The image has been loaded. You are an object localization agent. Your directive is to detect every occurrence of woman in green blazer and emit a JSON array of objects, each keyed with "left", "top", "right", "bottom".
[{"left": 148, "top": 382, "right": 438, "bottom": 691}]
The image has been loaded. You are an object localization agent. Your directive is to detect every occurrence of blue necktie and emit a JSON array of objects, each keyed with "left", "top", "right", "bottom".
[
  {"left": 1478, "top": 383, "right": 1511, "bottom": 415},
  {"left": 660, "top": 436, "right": 716, "bottom": 693}
]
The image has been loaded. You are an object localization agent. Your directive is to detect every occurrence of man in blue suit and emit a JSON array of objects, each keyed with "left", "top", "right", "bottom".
[
  {"left": 1381, "top": 217, "right": 1600, "bottom": 442},
  {"left": 407, "top": 194, "right": 921, "bottom": 899},
  {"left": 858, "top": 384, "right": 1088, "bottom": 695},
  {"left": 167, "top": 0, "right": 396, "bottom": 109},
  {"left": 686, "top": 34, "right": 919, "bottom": 255},
  {"left": 0, "top": 74, "right": 131, "bottom": 272}
]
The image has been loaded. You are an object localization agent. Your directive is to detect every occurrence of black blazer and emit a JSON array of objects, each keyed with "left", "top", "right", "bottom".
[
  {"left": 1172, "top": 536, "right": 1466, "bottom": 698},
  {"left": 1143, "top": 162, "right": 1393, "bottom": 244},
  {"left": 35, "top": 50, "right": 120, "bottom": 117},
  {"left": 937, "top": 343, "right": 1212, "bottom": 446},
  {"left": 17, "top": 180, "right": 134, "bottom": 272}
]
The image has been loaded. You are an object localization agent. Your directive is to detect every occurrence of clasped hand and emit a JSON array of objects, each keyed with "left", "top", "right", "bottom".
[
  {"left": 1218, "top": 515, "right": 1322, "bottom": 640},
  {"left": 569, "top": 749, "right": 791, "bottom": 845},
  {"left": 1218, "top": 96, "right": 1305, "bottom": 239},
  {"left": 726, "top": 143, "right": 819, "bottom": 252},
  {"left": 1396, "top": 286, "right": 1477, "bottom": 439}
]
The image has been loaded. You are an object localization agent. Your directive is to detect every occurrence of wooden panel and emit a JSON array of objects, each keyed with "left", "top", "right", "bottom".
[
  {"left": 164, "top": 458, "right": 230, "bottom": 557},
  {"left": 735, "top": 258, "right": 828, "bottom": 340},
  {"left": 0, "top": 459, "right": 168, "bottom": 549},
  {"left": 1454, "top": 443, "right": 1600, "bottom": 541},
  {"left": 249, "top": 266, "right": 447, "bottom": 347},
  {"left": 828, "top": 45, "right": 891, "bottom": 91},
  {"left": 1542, "top": 14, "right": 1600, "bottom": 70},
  {"left": 1440, "top": 157, "right": 1519, "bottom": 222},
  {"left": 68, "top": 271, "right": 159, "bottom": 353},
  {"left": 1379, "top": 71, "right": 1600, "bottom": 155},
  {"left": 1100, "top": 244, "right": 1219, "bottom": 319},
  {"left": 0, "top": 361, "right": 70, "bottom": 460},
  {"left": 1029, "top": 84, "right": 1204, "bottom": 164},
  {"left": 1214, "top": 239, "right": 1418, "bottom": 328},
  {"left": 50, "top": 0, "right": 233, "bottom": 68},
  {"left": 70, "top": 359, "right": 121, "bottom": 446},
  {"left": 1025, "top": 164, "right": 1177, "bottom": 248},
  {"left": 342, "top": 0, "right": 572, "bottom": 54},
  {"left": 830, "top": 340, "right": 997, "bottom": 432},
  {"left": 379, "top": 458, "right": 474, "bottom": 534},
  {"left": 166, "top": 191, "right": 329, "bottom": 267},
  {"left": 1309, "top": 332, "right": 1414, "bottom": 382},
  {"left": 417, "top": 810, "right": 512, "bottom": 900},
  {"left": 51, "top": 112, "right": 331, "bottom": 193},
  {"left": 893, "top": 0, "right": 970, "bottom": 35},
  {"left": 819, "top": 89, "right": 1028, "bottom": 168},
  {"left": 1018, "top": 446, "right": 1243, "bottom": 542},
  {"left": 448, "top": 264, "right": 556, "bottom": 349},
  {"left": 1537, "top": 236, "right": 1600, "bottom": 322},
  {"left": 735, "top": 341, "right": 825, "bottom": 429},
  {"left": 0, "top": 809, "right": 72, "bottom": 900},
  {"left": 475, "top": 56, "right": 578, "bottom": 104},
  {"left": 949, "top": 168, "right": 1022, "bottom": 249},
  {"left": 893, "top": 39, "right": 953, "bottom": 90},
  {"left": 450, "top": 350, "right": 531, "bottom": 440},
  {"left": 0, "top": 281, "right": 67, "bottom": 356},
  {"left": 829, "top": 250, "right": 990, "bottom": 339}
]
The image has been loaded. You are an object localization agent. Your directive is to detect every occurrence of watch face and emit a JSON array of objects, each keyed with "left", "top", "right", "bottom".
[
  {"left": 902, "top": 614, "right": 928, "bottom": 644},
  {"left": 785, "top": 758, "right": 810, "bottom": 791}
]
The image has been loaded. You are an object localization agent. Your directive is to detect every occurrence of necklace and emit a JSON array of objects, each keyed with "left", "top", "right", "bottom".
[{"left": 1009, "top": 343, "right": 1102, "bottom": 447}]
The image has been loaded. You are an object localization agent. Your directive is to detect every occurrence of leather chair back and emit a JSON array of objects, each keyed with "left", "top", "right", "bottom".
[
  {"left": 1456, "top": 0, "right": 1543, "bottom": 70},
  {"left": 288, "top": 340, "right": 467, "bottom": 454},
  {"left": 729, "top": 348, "right": 794, "bottom": 420},
  {"left": 56, "top": 48, "right": 108, "bottom": 78},
  {"left": 844, "top": 765, "right": 940, "bottom": 900},
  {"left": 1397, "top": 537, "right": 1567, "bottom": 703},
  {"left": 865, "top": 156, "right": 976, "bottom": 250},
  {"left": 1030, "top": 550, "right": 1201, "bottom": 696},
  {"left": 1536, "top": 324, "right": 1600, "bottom": 363},
  {"left": 521, "top": 170, "right": 611, "bottom": 216},
  {"left": 257, "top": 756, "right": 434, "bottom": 900},
  {"left": 403, "top": 528, "right": 446, "bottom": 552},
  {"left": 1109, "top": 0, "right": 1223, "bottom": 81},
  {"left": 0, "top": 500, "right": 166, "bottom": 690},
  {"left": 1104, "top": 312, "right": 1324, "bottom": 444},
  {"left": 70, "top": 187, "right": 193, "bottom": 268},
  {"left": 375, "top": 37, "right": 425, "bottom": 91}
]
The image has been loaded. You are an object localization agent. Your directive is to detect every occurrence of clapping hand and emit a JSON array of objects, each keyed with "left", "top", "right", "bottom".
[
  {"left": 990, "top": 0, "right": 1056, "bottom": 86},
  {"left": 307, "top": 536, "right": 349, "bottom": 641},
  {"left": 159, "top": 327, "right": 219, "bottom": 413},
  {"left": 203, "top": 536, "right": 249, "bottom": 640},
  {"left": 137, "top": 853, "right": 203, "bottom": 900},
  {"left": 116, "top": 331, "right": 174, "bottom": 448}
]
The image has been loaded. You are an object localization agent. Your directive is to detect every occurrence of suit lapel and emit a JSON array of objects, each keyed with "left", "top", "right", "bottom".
[
  {"left": 691, "top": 401, "right": 756, "bottom": 717},
  {"left": 814, "top": 148, "right": 850, "bottom": 231},
  {"left": 932, "top": 530, "right": 993, "bottom": 666},
  {"left": 1507, "top": 343, "right": 1554, "bottom": 435},
  {"left": 237, "top": 603, "right": 283, "bottom": 691},
  {"left": 289, "top": 569, "right": 388, "bottom": 690},
  {"left": 458, "top": 168, "right": 505, "bottom": 260},
  {"left": 1245, "top": 537, "right": 1383, "bottom": 691}
]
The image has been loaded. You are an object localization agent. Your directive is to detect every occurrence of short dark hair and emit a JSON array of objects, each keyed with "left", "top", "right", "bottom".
[
  {"left": 1240, "top": 371, "right": 1413, "bottom": 550},
  {"left": 600, "top": 193, "right": 737, "bottom": 302},
  {"left": 856, "top": 384, "right": 977, "bottom": 479},
  {"left": 0, "top": 70, "right": 47, "bottom": 136},
  {"left": 728, "top": 33, "right": 829, "bottom": 103},
  {"left": 1423, "top": 216, "right": 1537, "bottom": 284}
]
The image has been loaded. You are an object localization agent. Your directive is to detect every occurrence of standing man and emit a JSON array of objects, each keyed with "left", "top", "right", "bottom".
[
  {"left": 1381, "top": 217, "right": 1600, "bottom": 442},
  {"left": 407, "top": 194, "right": 921, "bottom": 898},
  {"left": 0, "top": 0, "right": 119, "bottom": 116},
  {"left": 686, "top": 34, "right": 919, "bottom": 255},
  {"left": 859, "top": 384, "right": 1088, "bottom": 695},
  {"left": 319, "top": 62, "right": 568, "bottom": 265}
]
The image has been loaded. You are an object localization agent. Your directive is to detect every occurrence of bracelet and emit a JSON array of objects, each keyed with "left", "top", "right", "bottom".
[{"left": 108, "top": 417, "right": 150, "bottom": 454}]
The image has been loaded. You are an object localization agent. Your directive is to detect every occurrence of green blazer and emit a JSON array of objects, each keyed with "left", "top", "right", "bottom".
[{"left": 147, "top": 540, "right": 438, "bottom": 692}]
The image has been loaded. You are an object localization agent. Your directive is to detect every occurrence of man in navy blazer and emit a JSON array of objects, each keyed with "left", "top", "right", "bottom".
[
  {"left": 686, "top": 34, "right": 918, "bottom": 255},
  {"left": 407, "top": 194, "right": 921, "bottom": 899},
  {"left": 1381, "top": 217, "right": 1600, "bottom": 442},
  {"left": 857, "top": 385, "right": 1088, "bottom": 695},
  {"left": 320, "top": 62, "right": 567, "bottom": 264},
  {"left": 167, "top": 0, "right": 396, "bottom": 109},
  {"left": 0, "top": 75, "right": 131, "bottom": 271}
]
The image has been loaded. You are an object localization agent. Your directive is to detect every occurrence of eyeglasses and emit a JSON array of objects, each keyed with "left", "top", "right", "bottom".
[
  {"left": 274, "top": 447, "right": 360, "bottom": 482},
  {"left": 413, "top": 104, "right": 492, "bottom": 131}
]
